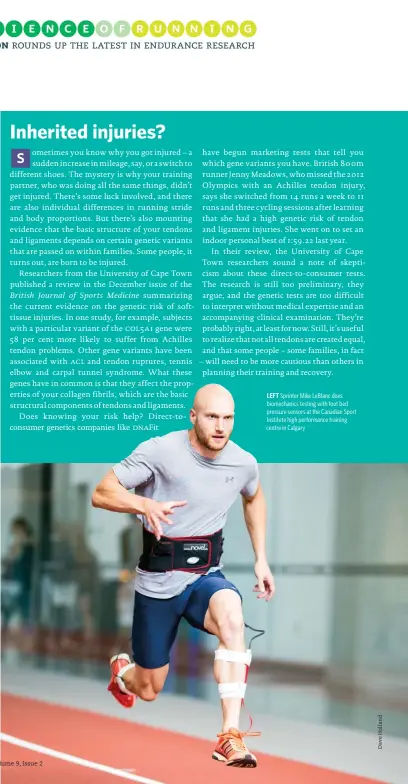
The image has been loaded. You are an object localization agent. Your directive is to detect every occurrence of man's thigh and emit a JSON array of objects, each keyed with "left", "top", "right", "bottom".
[
  {"left": 183, "top": 572, "right": 242, "bottom": 635},
  {"left": 131, "top": 590, "right": 181, "bottom": 670}
]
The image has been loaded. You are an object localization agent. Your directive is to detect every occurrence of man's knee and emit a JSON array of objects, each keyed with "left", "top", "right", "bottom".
[
  {"left": 216, "top": 610, "right": 245, "bottom": 647},
  {"left": 132, "top": 668, "right": 166, "bottom": 702},
  {"left": 138, "top": 684, "right": 159, "bottom": 702}
]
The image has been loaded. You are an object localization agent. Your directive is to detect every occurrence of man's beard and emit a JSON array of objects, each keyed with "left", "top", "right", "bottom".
[{"left": 194, "top": 422, "right": 230, "bottom": 452}]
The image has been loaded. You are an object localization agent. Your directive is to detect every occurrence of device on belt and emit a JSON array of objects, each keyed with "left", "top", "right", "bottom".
[{"left": 138, "top": 527, "right": 224, "bottom": 573}]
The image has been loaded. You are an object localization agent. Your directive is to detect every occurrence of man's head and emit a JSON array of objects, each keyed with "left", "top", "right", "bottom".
[{"left": 189, "top": 384, "right": 235, "bottom": 456}]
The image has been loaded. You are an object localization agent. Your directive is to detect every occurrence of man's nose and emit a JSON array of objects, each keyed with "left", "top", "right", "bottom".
[{"left": 215, "top": 420, "right": 224, "bottom": 432}]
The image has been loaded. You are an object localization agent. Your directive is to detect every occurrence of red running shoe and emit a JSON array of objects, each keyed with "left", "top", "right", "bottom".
[
  {"left": 212, "top": 728, "right": 259, "bottom": 767},
  {"left": 107, "top": 653, "right": 136, "bottom": 709}
]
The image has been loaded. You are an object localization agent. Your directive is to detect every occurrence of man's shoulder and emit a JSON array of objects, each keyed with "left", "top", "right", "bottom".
[
  {"left": 226, "top": 439, "right": 258, "bottom": 469},
  {"left": 134, "top": 429, "right": 186, "bottom": 454}
]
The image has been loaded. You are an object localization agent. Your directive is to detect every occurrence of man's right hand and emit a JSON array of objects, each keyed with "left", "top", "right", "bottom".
[{"left": 140, "top": 499, "right": 187, "bottom": 540}]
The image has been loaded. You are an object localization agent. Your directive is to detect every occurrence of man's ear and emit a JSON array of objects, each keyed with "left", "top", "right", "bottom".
[{"left": 189, "top": 408, "right": 196, "bottom": 425}]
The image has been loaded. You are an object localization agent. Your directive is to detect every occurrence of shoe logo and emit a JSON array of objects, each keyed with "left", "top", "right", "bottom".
[
  {"left": 225, "top": 476, "right": 234, "bottom": 483},
  {"left": 186, "top": 557, "right": 200, "bottom": 565}
]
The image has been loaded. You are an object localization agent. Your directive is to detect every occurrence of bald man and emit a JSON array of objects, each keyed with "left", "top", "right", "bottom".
[{"left": 92, "top": 384, "right": 275, "bottom": 767}]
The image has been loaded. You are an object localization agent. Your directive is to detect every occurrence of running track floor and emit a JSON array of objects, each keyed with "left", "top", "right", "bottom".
[{"left": 1, "top": 695, "right": 380, "bottom": 784}]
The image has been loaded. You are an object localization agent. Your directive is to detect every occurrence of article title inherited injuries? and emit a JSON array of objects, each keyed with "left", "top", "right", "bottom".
[{"left": 10, "top": 124, "right": 167, "bottom": 143}]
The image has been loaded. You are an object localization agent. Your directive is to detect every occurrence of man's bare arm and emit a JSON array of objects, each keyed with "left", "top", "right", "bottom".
[
  {"left": 91, "top": 470, "right": 187, "bottom": 540},
  {"left": 242, "top": 482, "right": 275, "bottom": 600},
  {"left": 91, "top": 470, "right": 147, "bottom": 515},
  {"left": 242, "top": 482, "right": 267, "bottom": 562}
]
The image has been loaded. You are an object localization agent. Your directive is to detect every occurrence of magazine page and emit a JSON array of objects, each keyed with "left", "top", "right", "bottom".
[{"left": 1, "top": 2, "right": 407, "bottom": 783}]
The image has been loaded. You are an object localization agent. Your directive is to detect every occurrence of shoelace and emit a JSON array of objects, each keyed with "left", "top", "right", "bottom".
[{"left": 217, "top": 729, "right": 261, "bottom": 753}]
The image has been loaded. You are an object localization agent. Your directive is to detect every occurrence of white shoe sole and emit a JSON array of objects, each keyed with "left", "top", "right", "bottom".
[{"left": 212, "top": 751, "right": 257, "bottom": 768}]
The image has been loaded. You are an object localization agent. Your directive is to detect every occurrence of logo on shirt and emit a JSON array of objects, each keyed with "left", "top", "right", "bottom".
[{"left": 225, "top": 476, "right": 235, "bottom": 483}]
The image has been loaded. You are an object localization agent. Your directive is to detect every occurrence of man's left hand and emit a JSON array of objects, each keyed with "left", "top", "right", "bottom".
[{"left": 253, "top": 559, "right": 275, "bottom": 601}]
